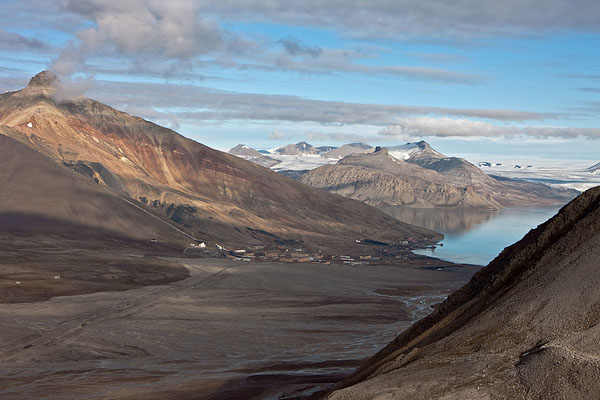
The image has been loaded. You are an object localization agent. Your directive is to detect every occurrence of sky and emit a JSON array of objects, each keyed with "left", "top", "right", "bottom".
[{"left": 0, "top": 0, "right": 599, "bottom": 162}]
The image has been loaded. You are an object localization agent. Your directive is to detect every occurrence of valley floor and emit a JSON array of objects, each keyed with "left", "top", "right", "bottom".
[{"left": 0, "top": 256, "right": 476, "bottom": 399}]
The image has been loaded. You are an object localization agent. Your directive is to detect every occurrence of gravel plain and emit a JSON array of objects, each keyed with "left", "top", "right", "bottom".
[{"left": 0, "top": 257, "right": 476, "bottom": 399}]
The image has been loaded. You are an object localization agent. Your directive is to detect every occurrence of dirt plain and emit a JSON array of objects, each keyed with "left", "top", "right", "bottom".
[{"left": 0, "top": 237, "right": 477, "bottom": 399}]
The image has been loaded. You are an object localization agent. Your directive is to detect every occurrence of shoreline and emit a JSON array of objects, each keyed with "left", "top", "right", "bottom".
[{"left": 0, "top": 227, "right": 477, "bottom": 305}]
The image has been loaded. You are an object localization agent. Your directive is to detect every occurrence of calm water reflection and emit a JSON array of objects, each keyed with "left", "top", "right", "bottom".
[{"left": 380, "top": 206, "right": 563, "bottom": 265}]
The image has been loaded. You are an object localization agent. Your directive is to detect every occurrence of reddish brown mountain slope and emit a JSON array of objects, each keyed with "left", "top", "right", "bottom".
[
  {"left": 0, "top": 130, "right": 187, "bottom": 242},
  {"left": 0, "top": 72, "right": 440, "bottom": 249}
]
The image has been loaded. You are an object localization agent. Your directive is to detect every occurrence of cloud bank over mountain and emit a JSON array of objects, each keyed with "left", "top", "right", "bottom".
[{"left": 0, "top": 0, "right": 599, "bottom": 152}]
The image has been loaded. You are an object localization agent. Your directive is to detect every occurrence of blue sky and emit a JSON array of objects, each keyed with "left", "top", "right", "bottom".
[{"left": 0, "top": 0, "right": 599, "bottom": 161}]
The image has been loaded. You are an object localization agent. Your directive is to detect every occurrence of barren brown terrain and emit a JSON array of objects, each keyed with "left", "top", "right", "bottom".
[
  {"left": 3, "top": 70, "right": 593, "bottom": 400},
  {"left": 0, "top": 232, "right": 189, "bottom": 303},
  {"left": 326, "top": 187, "right": 600, "bottom": 399},
  {"left": 0, "top": 254, "right": 476, "bottom": 400},
  {"left": 0, "top": 73, "right": 476, "bottom": 398},
  {"left": 0, "top": 72, "right": 474, "bottom": 399}
]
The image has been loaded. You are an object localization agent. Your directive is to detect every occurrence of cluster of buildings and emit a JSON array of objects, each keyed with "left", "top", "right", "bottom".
[
  {"left": 224, "top": 247, "right": 386, "bottom": 265},
  {"left": 225, "top": 248, "right": 317, "bottom": 263},
  {"left": 183, "top": 241, "right": 414, "bottom": 265}
]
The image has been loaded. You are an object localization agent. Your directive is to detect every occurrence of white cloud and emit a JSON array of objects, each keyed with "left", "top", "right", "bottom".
[
  {"left": 89, "top": 80, "right": 553, "bottom": 126},
  {"left": 199, "top": 0, "right": 600, "bottom": 40},
  {"left": 50, "top": 0, "right": 241, "bottom": 79},
  {"left": 306, "top": 131, "right": 375, "bottom": 143},
  {"left": 62, "top": 0, "right": 225, "bottom": 58},
  {"left": 0, "top": 29, "right": 50, "bottom": 51},
  {"left": 46, "top": 0, "right": 485, "bottom": 85},
  {"left": 51, "top": 74, "right": 95, "bottom": 102},
  {"left": 578, "top": 87, "right": 600, "bottom": 94},
  {"left": 379, "top": 117, "right": 600, "bottom": 139}
]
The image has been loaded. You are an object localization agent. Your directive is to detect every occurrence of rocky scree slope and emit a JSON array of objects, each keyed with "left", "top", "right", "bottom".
[{"left": 326, "top": 186, "right": 600, "bottom": 399}]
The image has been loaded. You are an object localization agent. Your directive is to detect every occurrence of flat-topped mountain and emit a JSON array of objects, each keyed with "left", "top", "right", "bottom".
[
  {"left": 387, "top": 140, "right": 442, "bottom": 160},
  {"left": 301, "top": 144, "right": 577, "bottom": 209},
  {"left": 274, "top": 141, "right": 320, "bottom": 155},
  {"left": 0, "top": 72, "right": 441, "bottom": 249},
  {"left": 327, "top": 186, "right": 600, "bottom": 399},
  {"left": 323, "top": 143, "right": 374, "bottom": 159}
]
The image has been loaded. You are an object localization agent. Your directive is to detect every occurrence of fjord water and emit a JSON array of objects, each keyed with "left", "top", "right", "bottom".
[{"left": 380, "top": 206, "right": 563, "bottom": 265}]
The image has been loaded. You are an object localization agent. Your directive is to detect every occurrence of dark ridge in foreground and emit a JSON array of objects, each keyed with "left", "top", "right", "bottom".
[{"left": 327, "top": 186, "right": 600, "bottom": 399}]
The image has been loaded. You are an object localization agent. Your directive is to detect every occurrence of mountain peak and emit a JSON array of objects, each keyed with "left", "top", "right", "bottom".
[
  {"left": 25, "top": 71, "right": 59, "bottom": 95},
  {"left": 275, "top": 141, "right": 318, "bottom": 155},
  {"left": 374, "top": 146, "right": 388, "bottom": 155},
  {"left": 415, "top": 140, "right": 431, "bottom": 149},
  {"left": 229, "top": 144, "right": 264, "bottom": 158},
  {"left": 28, "top": 71, "right": 59, "bottom": 88},
  {"left": 408, "top": 140, "right": 445, "bottom": 159}
]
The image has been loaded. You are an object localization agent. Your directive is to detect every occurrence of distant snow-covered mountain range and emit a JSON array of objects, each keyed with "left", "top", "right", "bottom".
[
  {"left": 229, "top": 141, "right": 600, "bottom": 194},
  {"left": 231, "top": 141, "right": 430, "bottom": 174},
  {"left": 229, "top": 141, "right": 590, "bottom": 209}
]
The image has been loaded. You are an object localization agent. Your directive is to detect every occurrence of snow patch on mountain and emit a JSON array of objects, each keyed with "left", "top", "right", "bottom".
[
  {"left": 388, "top": 141, "right": 443, "bottom": 161},
  {"left": 387, "top": 143, "right": 421, "bottom": 160}
]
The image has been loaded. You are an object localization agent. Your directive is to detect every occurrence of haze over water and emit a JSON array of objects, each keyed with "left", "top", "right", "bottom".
[{"left": 383, "top": 206, "right": 563, "bottom": 265}]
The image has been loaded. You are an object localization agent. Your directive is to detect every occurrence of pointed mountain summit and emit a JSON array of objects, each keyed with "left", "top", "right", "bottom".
[
  {"left": 302, "top": 147, "right": 500, "bottom": 208},
  {"left": 27, "top": 70, "right": 59, "bottom": 89},
  {"left": 387, "top": 140, "right": 442, "bottom": 161},
  {"left": 323, "top": 143, "right": 373, "bottom": 159},
  {"left": 228, "top": 144, "right": 280, "bottom": 168},
  {"left": 229, "top": 144, "right": 263, "bottom": 158},
  {"left": 21, "top": 70, "right": 59, "bottom": 96},
  {"left": 413, "top": 140, "right": 439, "bottom": 155}
]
